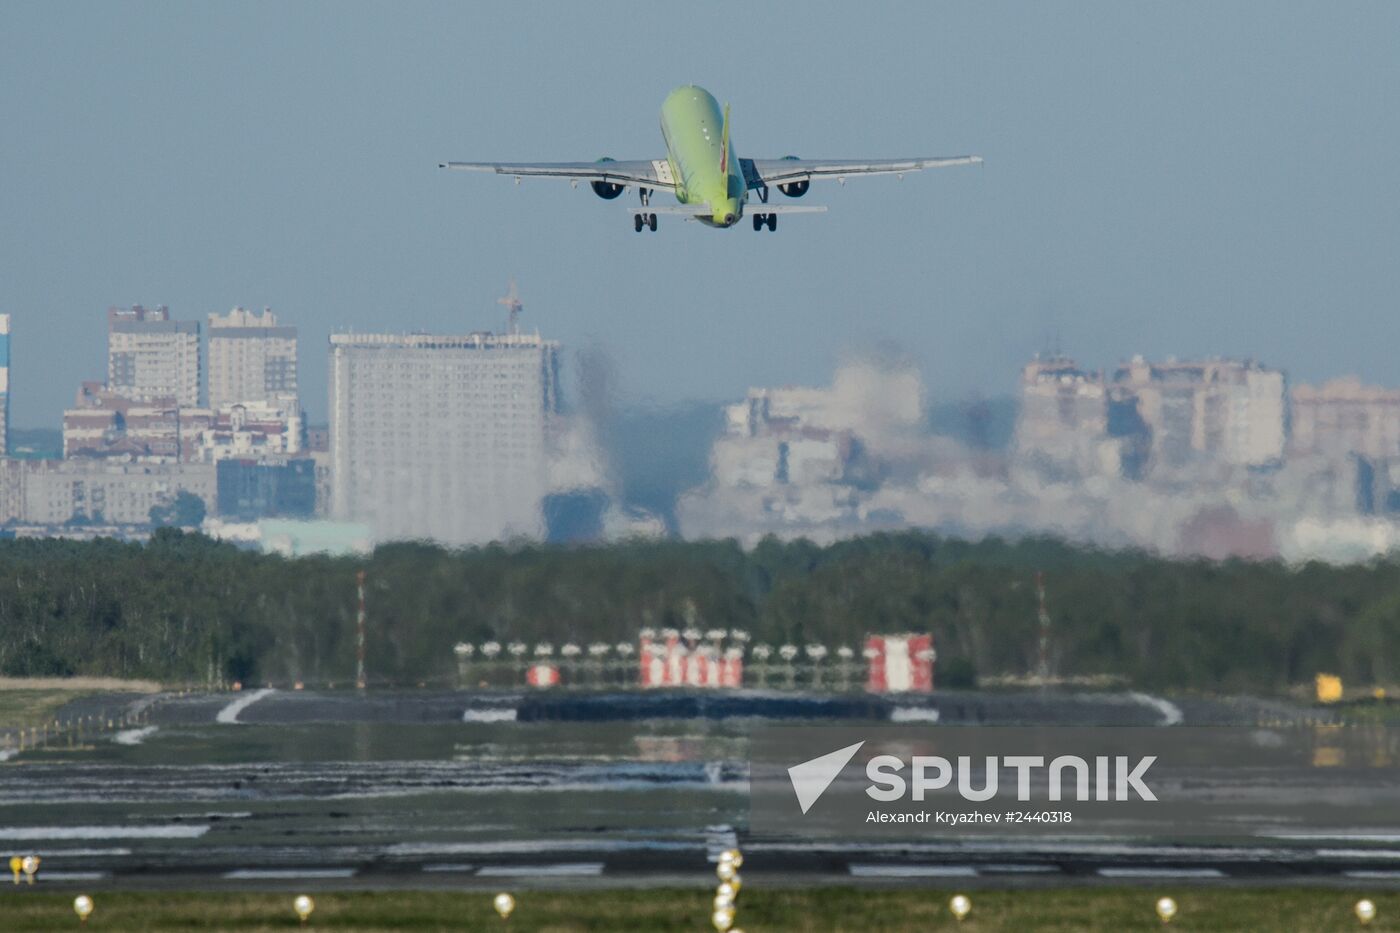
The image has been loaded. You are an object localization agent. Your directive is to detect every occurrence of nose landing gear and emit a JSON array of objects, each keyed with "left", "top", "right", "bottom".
[{"left": 751, "top": 213, "right": 778, "bottom": 232}]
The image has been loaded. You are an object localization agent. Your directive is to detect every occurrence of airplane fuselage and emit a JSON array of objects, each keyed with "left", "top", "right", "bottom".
[{"left": 659, "top": 86, "right": 743, "bottom": 227}]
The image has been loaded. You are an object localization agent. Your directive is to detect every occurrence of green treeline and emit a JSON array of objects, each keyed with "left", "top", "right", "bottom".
[{"left": 0, "top": 529, "right": 1399, "bottom": 693}]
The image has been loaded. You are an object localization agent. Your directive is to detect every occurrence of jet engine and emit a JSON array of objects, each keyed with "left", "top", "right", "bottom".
[
  {"left": 777, "top": 156, "right": 809, "bottom": 197},
  {"left": 590, "top": 157, "right": 625, "bottom": 199}
]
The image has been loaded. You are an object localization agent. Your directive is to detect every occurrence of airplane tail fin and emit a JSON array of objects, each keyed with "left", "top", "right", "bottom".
[{"left": 719, "top": 103, "right": 730, "bottom": 175}]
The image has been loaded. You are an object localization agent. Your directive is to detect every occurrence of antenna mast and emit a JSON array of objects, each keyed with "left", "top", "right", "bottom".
[{"left": 497, "top": 278, "right": 523, "bottom": 335}]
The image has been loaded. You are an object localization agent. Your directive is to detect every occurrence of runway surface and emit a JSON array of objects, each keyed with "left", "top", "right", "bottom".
[{"left": 0, "top": 688, "right": 1387, "bottom": 892}]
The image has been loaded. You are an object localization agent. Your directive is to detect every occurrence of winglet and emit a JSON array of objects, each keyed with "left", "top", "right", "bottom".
[{"left": 719, "top": 103, "right": 730, "bottom": 175}]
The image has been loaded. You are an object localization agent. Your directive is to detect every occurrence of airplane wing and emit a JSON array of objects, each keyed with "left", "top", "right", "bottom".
[
  {"left": 741, "top": 156, "right": 982, "bottom": 189},
  {"left": 439, "top": 159, "right": 677, "bottom": 189}
]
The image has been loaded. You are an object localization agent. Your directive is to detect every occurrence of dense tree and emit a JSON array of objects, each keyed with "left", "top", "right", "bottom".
[
  {"left": 0, "top": 530, "right": 1396, "bottom": 692},
  {"left": 149, "top": 492, "right": 207, "bottom": 528}
]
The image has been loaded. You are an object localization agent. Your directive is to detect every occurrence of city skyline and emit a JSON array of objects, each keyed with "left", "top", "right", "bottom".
[{"left": 4, "top": 3, "right": 1400, "bottom": 429}]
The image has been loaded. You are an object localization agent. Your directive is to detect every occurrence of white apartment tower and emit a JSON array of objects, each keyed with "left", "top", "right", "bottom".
[
  {"left": 207, "top": 307, "right": 298, "bottom": 409},
  {"left": 329, "top": 331, "right": 559, "bottom": 546},
  {"left": 106, "top": 305, "right": 201, "bottom": 407},
  {"left": 0, "top": 314, "right": 9, "bottom": 457}
]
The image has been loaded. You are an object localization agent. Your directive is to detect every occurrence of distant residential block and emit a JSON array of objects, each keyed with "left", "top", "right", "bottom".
[
  {"left": 1014, "top": 354, "right": 1286, "bottom": 478},
  {"left": 0, "top": 313, "right": 9, "bottom": 458},
  {"left": 62, "top": 382, "right": 211, "bottom": 462},
  {"left": 106, "top": 305, "right": 201, "bottom": 407},
  {"left": 1112, "top": 357, "right": 1285, "bottom": 470},
  {"left": 329, "top": 330, "right": 559, "bottom": 545},
  {"left": 4, "top": 459, "right": 214, "bottom": 526},
  {"left": 199, "top": 400, "right": 304, "bottom": 462},
  {"left": 1291, "top": 377, "right": 1400, "bottom": 461},
  {"left": 207, "top": 307, "right": 298, "bottom": 410}
]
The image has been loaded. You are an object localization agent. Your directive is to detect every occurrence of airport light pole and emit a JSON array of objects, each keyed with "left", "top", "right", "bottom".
[
  {"left": 1036, "top": 571, "right": 1051, "bottom": 684},
  {"left": 356, "top": 570, "right": 367, "bottom": 690}
]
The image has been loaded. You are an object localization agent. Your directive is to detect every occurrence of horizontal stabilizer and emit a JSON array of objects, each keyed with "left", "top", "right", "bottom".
[
  {"left": 627, "top": 204, "right": 715, "bottom": 216},
  {"left": 744, "top": 205, "right": 828, "bottom": 215},
  {"left": 626, "top": 204, "right": 827, "bottom": 216}
]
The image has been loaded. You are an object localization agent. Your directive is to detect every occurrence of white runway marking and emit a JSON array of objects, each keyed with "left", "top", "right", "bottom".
[
  {"left": 1270, "top": 833, "right": 1400, "bottom": 843},
  {"left": 421, "top": 863, "right": 476, "bottom": 873},
  {"left": 849, "top": 864, "right": 978, "bottom": 878},
  {"left": 477, "top": 863, "right": 604, "bottom": 877},
  {"left": 114, "top": 726, "right": 158, "bottom": 745},
  {"left": 1098, "top": 867, "right": 1224, "bottom": 879},
  {"left": 463, "top": 708, "right": 517, "bottom": 723},
  {"left": 1317, "top": 849, "right": 1400, "bottom": 860},
  {"left": 38, "top": 871, "right": 110, "bottom": 881},
  {"left": 1128, "top": 692, "right": 1183, "bottom": 726},
  {"left": 1345, "top": 870, "right": 1400, "bottom": 880},
  {"left": 0, "top": 825, "right": 209, "bottom": 841},
  {"left": 224, "top": 868, "right": 357, "bottom": 880},
  {"left": 981, "top": 864, "right": 1062, "bottom": 874},
  {"left": 216, "top": 688, "right": 276, "bottom": 724},
  {"left": 890, "top": 707, "right": 941, "bottom": 723}
]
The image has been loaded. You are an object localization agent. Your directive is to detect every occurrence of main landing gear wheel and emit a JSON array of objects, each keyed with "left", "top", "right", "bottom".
[
  {"left": 647, "top": 213, "right": 657, "bottom": 232},
  {"left": 752, "top": 214, "right": 763, "bottom": 231},
  {"left": 766, "top": 213, "right": 777, "bottom": 231},
  {"left": 634, "top": 214, "right": 644, "bottom": 232},
  {"left": 633, "top": 213, "right": 658, "bottom": 232},
  {"left": 752, "top": 213, "right": 778, "bottom": 231}
]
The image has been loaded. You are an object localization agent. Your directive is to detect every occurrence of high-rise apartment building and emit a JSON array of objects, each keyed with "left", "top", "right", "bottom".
[
  {"left": 1112, "top": 358, "right": 1285, "bottom": 469},
  {"left": 329, "top": 331, "right": 559, "bottom": 545},
  {"left": 207, "top": 307, "right": 298, "bottom": 409},
  {"left": 1291, "top": 378, "right": 1400, "bottom": 460},
  {"left": 1014, "top": 354, "right": 1286, "bottom": 478},
  {"left": 1015, "top": 356, "right": 1114, "bottom": 475},
  {"left": 107, "top": 305, "right": 201, "bottom": 407},
  {"left": 0, "top": 314, "right": 9, "bottom": 457}
]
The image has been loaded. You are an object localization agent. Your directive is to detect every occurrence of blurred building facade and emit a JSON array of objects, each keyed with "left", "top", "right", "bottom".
[
  {"left": 1014, "top": 354, "right": 1286, "bottom": 479},
  {"left": 1290, "top": 378, "right": 1400, "bottom": 461},
  {"left": 0, "top": 314, "right": 9, "bottom": 458},
  {"left": 329, "top": 330, "right": 559, "bottom": 545}
]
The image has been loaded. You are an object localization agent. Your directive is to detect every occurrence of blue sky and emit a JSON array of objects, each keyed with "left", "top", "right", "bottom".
[{"left": 2, "top": 1, "right": 1397, "bottom": 426}]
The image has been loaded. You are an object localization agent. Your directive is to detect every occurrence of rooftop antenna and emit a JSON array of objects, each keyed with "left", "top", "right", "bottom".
[{"left": 498, "top": 278, "right": 523, "bottom": 335}]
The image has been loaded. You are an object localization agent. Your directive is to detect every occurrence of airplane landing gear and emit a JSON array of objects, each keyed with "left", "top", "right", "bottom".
[
  {"left": 752, "top": 213, "right": 778, "bottom": 231},
  {"left": 633, "top": 213, "right": 658, "bottom": 232}
]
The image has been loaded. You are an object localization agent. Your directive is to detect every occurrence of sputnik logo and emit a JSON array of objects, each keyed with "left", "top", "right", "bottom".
[{"left": 787, "top": 741, "right": 865, "bottom": 814}]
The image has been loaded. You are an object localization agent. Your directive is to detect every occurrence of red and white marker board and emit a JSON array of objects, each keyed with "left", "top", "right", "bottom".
[
  {"left": 638, "top": 633, "right": 742, "bottom": 688},
  {"left": 526, "top": 663, "right": 560, "bottom": 687},
  {"left": 865, "top": 634, "right": 934, "bottom": 693}
]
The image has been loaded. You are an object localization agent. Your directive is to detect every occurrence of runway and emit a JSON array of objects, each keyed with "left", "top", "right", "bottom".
[{"left": 0, "top": 688, "right": 1382, "bottom": 893}]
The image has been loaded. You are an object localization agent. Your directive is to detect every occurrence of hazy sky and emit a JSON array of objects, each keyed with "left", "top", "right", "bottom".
[{"left": 2, "top": 2, "right": 1398, "bottom": 427}]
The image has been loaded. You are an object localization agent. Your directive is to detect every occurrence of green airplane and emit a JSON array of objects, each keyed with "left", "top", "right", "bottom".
[{"left": 441, "top": 85, "right": 981, "bottom": 232}]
